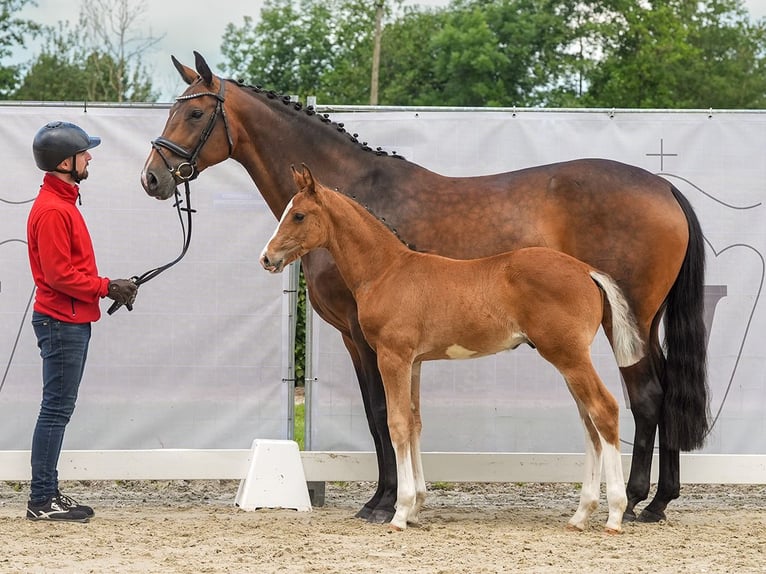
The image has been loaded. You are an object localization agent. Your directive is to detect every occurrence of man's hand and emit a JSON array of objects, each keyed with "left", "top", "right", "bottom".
[{"left": 107, "top": 279, "right": 138, "bottom": 306}]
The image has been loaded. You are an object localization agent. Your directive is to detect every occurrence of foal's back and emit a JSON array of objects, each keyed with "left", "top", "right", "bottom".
[{"left": 359, "top": 246, "right": 605, "bottom": 364}]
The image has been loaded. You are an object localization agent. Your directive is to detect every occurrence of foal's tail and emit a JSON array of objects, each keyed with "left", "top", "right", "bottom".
[
  {"left": 590, "top": 270, "right": 644, "bottom": 367},
  {"left": 658, "top": 186, "right": 709, "bottom": 451}
]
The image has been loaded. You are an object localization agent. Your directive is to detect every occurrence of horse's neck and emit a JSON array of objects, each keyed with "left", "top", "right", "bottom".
[
  {"left": 231, "top": 88, "right": 373, "bottom": 216},
  {"left": 322, "top": 191, "right": 410, "bottom": 294}
]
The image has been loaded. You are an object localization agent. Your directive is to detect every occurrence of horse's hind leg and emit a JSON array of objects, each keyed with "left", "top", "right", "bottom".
[{"left": 619, "top": 354, "right": 666, "bottom": 522}]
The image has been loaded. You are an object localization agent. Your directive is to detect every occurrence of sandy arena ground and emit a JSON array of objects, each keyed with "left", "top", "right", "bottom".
[{"left": 1, "top": 480, "right": 764, "bottom": 574}]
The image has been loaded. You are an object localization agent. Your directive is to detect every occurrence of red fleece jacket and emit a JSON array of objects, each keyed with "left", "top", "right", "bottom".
[{"left": 27, "top": 173, "right": 110, "bottom": 322}]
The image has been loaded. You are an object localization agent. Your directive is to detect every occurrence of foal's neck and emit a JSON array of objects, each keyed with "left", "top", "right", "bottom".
[{"left": 323, "top": 190, "right": 412, "bottom": 293}]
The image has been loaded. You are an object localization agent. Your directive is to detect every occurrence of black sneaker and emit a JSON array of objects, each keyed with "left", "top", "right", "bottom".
[
  {"left": 56, "top": 491, "right": 95, "bottom": 518},
  {"left": 26, "top": 492, "right": 92, "bottom": 522}
]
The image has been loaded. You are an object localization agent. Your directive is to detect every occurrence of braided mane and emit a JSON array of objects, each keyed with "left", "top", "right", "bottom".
[{"left": 230, "top": 78, "right": 408, "bottom": 161}]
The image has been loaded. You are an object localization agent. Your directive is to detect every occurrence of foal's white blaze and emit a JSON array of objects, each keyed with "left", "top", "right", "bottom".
[{"left": 259, "top": 197, "right": 296, "bottom": 263}]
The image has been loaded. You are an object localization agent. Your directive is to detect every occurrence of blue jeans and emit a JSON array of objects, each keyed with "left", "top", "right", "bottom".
[{"left": 30, "top": 311, "right": 91, "bottom": 503}]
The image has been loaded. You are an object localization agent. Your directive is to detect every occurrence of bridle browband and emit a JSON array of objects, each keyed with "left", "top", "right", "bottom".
[
  {"left": 108, "top": 77, "right": 233, "bottom": 315},
  {"left": 151, "top": 77, "right": 234, "bottom": 182}
]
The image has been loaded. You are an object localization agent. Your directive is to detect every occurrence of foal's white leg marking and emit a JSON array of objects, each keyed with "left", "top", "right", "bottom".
[
  {"left": 568, "top": 420, "right": 602, "bottom": 531},
  {"left": 409, "top": 432, "right": 427, "bottom": 525},
  {"left": 391, "top": 441, "right": 417, "bottom": 530},
  {"left": 601, "top": 440, "right": 627, "bottom": 533}
]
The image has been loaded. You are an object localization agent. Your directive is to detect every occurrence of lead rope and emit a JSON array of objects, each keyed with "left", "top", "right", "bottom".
[{"left": 107, "top": 181, "right": 195, "bottom": 315}]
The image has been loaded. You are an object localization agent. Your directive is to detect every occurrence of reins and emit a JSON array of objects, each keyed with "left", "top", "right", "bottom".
[
  {"left": 107, "top": 182, "right": 195, "bottom": 315},
  {"left": 108, "top": 77, "right": 232, "bottom": 315}
]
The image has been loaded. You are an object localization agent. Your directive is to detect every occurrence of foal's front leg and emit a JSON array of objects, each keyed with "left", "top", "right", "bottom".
[
  {"left": 407, "top": 362, "right": 427, "bottom": 525},
  {"left": 378, "top": 349, "right": 417, "bottom": 531}
]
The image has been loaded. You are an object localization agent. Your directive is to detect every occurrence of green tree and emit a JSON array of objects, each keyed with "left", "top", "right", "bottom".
[
  {"left": 12, "top": 0, "right": 159, "bottom": 102},
  {"left": 0, "top": 0, "right": 41, "bottom": 97},
  {"left": 582, "top": 0, "right": 766, "bottom": 108},
  {"left": 221, "top": 0, "right": 392, "bottom": 103}
]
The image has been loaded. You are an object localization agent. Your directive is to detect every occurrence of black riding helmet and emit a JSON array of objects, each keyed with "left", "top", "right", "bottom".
[{"left": 32, "top": 121, "right": 101, "bottom": 182}]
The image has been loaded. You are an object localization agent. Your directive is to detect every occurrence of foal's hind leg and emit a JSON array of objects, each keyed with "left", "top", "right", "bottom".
[
  {"left": 562, "top": 364, "right": 627, "bottom": 533},
  {"left": 567, "top": 401, "right": 602, "bottom": 532}
]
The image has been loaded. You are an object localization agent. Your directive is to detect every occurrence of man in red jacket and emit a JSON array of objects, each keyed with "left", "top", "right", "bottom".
[{"left": 26, "top": 121, "right": 138, "bottom": 522}]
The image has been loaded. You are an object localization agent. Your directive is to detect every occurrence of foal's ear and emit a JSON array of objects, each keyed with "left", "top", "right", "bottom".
[
  {"left": 301, "top": 163, "right": 317, "bottom": 195},
  {"left": 193, "top": 51, "right": 214, "bottom": 85},
  {"left": 171, "top": 55, "right": 198, "bottom": 85},
  {"left": 291, "top": 163, "right": 317, "bottom": 195}
]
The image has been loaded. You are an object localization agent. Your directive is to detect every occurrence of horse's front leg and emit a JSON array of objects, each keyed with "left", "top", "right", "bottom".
[
  {"left": 377, "top": 348, "right": 417, "bottom": 531},
  {"left": 340, "top": 330, "right": 398, "bottom": 523}
]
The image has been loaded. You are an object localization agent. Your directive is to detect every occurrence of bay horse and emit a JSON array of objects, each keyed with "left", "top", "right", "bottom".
[
  {"left": 140, "top": 52, "right": 708, "bottom": 524},
  {"left": 261, "top": 164, "right": 643, "bottom": 533}
]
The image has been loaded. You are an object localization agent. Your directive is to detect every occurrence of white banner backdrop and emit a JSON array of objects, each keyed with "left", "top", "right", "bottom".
[
  {"left": 309, "top": 109, "right": 766, "bottom": 456},
  {"left": 0, "top": 104, "right": 291, "bottom": 450}
]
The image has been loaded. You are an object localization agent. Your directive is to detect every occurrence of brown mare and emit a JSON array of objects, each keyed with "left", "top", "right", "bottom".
[
  {"left": 140, "top": 52, "right": 708, "bottom": 524},
  {"left": 262, "top": 164, "right": 644, "bottom": 533}
]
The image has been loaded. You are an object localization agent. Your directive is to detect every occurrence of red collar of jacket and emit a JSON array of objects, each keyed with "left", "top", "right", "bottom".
[{"left": 42, "top": 172, "right": 80, "bottom": 203}]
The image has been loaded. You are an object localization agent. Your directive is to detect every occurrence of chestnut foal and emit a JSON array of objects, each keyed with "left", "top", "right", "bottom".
[{"left": 261, "top": 164, "right": 643, "bottom": 533}]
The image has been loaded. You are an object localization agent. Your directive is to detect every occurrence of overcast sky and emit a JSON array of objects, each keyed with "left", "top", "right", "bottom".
[{"left": 12, "top": 0, "right": 766, "bottom": 102}]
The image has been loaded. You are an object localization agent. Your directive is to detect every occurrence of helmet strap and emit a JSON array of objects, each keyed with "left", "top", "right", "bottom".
[{"left": 69, "top": 154, "right": 82, "bottom": 183}]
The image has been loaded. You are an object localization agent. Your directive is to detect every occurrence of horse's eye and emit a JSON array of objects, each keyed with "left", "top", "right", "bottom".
[
  {"left": 190, "top": 109, "right": 204, "bottom": 119},
  {"left": 293, "top": 213, "right": 305, "bottom": 222}
]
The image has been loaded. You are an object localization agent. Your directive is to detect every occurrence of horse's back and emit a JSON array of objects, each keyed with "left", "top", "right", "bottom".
[{"left": 386, "top": 158, "right": 688, "bottom": 325}]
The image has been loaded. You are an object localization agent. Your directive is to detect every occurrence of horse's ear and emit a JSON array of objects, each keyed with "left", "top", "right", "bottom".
[
  {"left": 193, "top": 51, "right": 214, "bottom": 86},
  {"left": 171, "top": 55, "right": 197, "bottom": 85}
]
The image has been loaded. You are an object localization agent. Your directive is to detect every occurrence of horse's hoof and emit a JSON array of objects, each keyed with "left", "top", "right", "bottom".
[
  {"left": 636, "top": 508, "right": 666, "bottom": 523},
  {"left": 622, "top": 509, "right": 637, "bottom": 523},
  {"left": 603, "top": 527, "right": 623, "bottom": 535},
  {"left": 565, "top": 523, "right": 584, "bottom": 533},
  {"left": 354, "top": 506, "right": 373, "bottom": 520},
  {"left": 387, "top": 524, "right": 404, "bottom": 532}
]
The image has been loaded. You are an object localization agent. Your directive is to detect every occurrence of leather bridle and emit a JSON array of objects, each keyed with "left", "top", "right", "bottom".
[
  {"left": 151, "top": 77, "right": 234, "bottom": 182},
  {"left": 109, "top": 78, "right": 234, "bottom": 315}
]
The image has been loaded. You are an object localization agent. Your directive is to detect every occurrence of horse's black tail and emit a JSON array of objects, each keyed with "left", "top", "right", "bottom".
[{"left": 661, "top": 185, "right": 709, "bottom": 451}]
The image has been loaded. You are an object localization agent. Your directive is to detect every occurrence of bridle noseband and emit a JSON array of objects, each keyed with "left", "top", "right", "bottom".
[{"left": 151, "top": 77, "right": 234, "bottom": 182}]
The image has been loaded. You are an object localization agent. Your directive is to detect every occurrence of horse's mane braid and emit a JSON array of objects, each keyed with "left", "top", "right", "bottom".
[
  {"left": 348, "top": 193, "right": 418, "bottom": 252},
  {"left": 231, "top": 78, "right": 407, "bottom": 160}
]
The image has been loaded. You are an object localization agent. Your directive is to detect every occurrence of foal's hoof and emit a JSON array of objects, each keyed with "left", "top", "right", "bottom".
[
  {"left": 603, "top": 527, "right": 623, "bottom": 535},
  {"left": 636, "top": 508, "right": 666, "bottom": 523},
  {"left": 565, "top": 523, "right": 584, "bottom": 533},
  {"left": 387, "top": 524, "right": 404, "bottom": 533}
]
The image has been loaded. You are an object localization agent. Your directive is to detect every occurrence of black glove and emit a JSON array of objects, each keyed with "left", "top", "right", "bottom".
[{"left": 107, "top": 279, "right": 138, "bottom": 306}]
